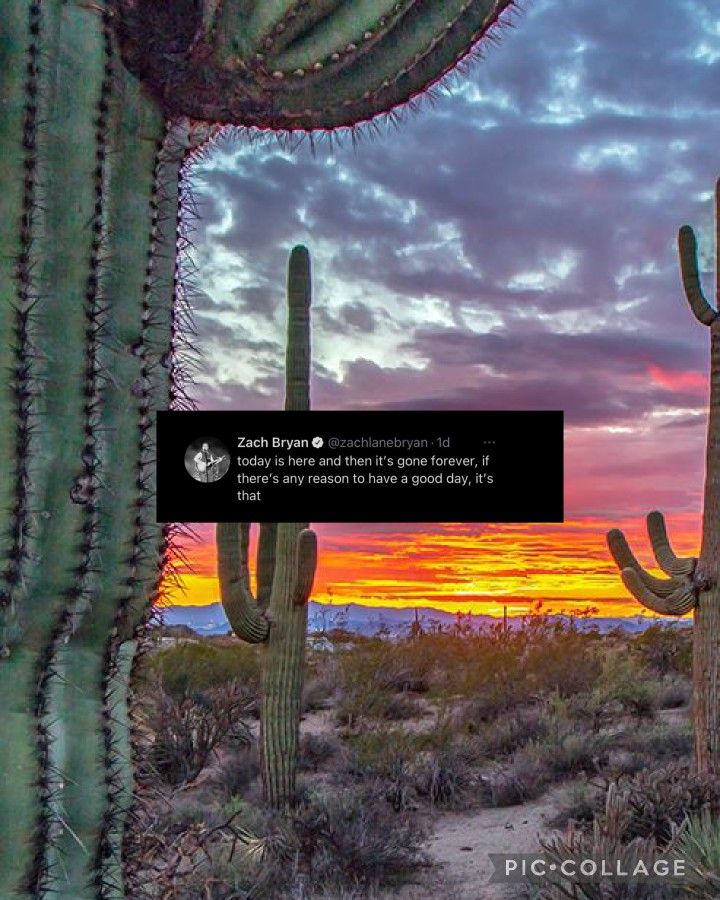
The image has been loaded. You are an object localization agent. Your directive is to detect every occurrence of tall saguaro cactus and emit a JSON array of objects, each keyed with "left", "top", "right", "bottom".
[
  {"left": 1, "top": 1, "right": 520, "bottom": 895},
  {"left": 607, "top": 179, "right": 720, "bottom": 775},
  {"left": 217, "top": 246, "right": 317, "bottom": 810}
]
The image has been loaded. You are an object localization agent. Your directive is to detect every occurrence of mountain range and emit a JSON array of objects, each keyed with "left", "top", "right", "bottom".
[{"left": 159, "top": 602, "right": 689, "bottom": 638}]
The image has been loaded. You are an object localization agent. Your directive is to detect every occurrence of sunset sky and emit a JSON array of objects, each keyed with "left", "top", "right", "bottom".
[{"left": 171, "top": 0, "right": 720, "bottom": 618}]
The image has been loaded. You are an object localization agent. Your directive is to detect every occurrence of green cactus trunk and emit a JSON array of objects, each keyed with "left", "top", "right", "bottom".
[
  {"left": 607, "top": 180, "right": 720, "bottom": 775},
  {"left": 693, "top": 316, "right": 720, "bottom": 773},
  {"left": 217, "top": 247, "right": 317, "bottom": 810},
  {"left": 0, "top": 4, "right": 177, "bottom": 895}
]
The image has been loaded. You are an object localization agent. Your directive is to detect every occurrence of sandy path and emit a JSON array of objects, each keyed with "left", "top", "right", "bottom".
[{"left": 378, "top": 786, "right": 565, "bottom": 900}]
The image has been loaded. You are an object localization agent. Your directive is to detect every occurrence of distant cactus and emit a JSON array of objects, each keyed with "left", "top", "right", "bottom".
[
  {"left": 217, "top": 246, "right": 317, "bottom": 809},
  {"left": 1, "top": 2, "right": 520, "bottom": 894},
  {"left": 607, "top": 179, "right": 720, "bottom": 775}
]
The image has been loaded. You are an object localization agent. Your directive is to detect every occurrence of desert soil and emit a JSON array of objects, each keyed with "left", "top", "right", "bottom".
[{"left": 297, "top": 708, "right": 562, "bottom": 899}]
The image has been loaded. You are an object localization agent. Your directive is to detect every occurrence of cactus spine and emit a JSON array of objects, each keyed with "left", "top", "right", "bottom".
[
  {"left": 217, "top": 246, "right": 317, "bottom": 810},
  {"left": 607, "top": 179, "right": 720, "bottom": 775},
  {"left": 1, "top": 0, "right": 520, "bottom": 893}
]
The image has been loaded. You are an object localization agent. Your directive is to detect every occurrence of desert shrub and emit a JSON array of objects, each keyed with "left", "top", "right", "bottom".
[
  {"left": 654, "top": 677, "right": 691, "bottom": 710},
  {"left": 413, "top": 745, "right": 480, "bottom": 809},
  {"left": 155, "top": 797, "right": 210, "bottom": 837},
  {"left": 216, "top": 747, "right": 261, "bottom": 799},
  {"left": 149, "top": 641, "right": 262, "bottom": 699},
  {"left": 482, "top": 755, "right": 549, "bottom": 807},
  {"left": 566, "top": 689, "right": 619, "bottom": 733},
  {"left": 518, "top": 717, "right": 610, "bottom": 782},
  {"left": 538, "top": 783, "right": 684, "bottom": 899},
  {"left": 632, "top": 624, "right": 693, "bottom": 677},
  {"left": 601, "top": 764, "right": 720, "bottom": 845},
  {"left": 614, "top": 722, "right": 694, "bottom": 769},
  {"left": 380, "top": 692, "right": 425, "bottom": 721},
  {"left": 344, "top": 729, "right": 419, "bottom": 811},
  {"left": 302, "top": 673, "right": 336, "bottom": 712},
  {"left": 292, "top": 784, "right": 428, "bottom": 890},
  {"left": 468, "top": 706, "right": 549, "bottom": 756},
  {"left": 549, "top": 781, "right": 602, "bottom": 829},
  {"left": 335, "top": 684, "right": 424, "bottom": 724},
  {"left": 452, "top": 688, "right": 516, "bottom": 729},
  {"left": 298, "top": 732, "right": 343, "bottom": 773},
  {"left": 598, "top": 647, "right": 658, "bottom": 720},
  {"left": 149, "top": 681, "right": 253, "bottom": 785},
  {"left": 523, "top": 620, "right": 603, "bottom": 699},
  {"left": 345, "top": 729, "right": 415, "bottom": 776}
]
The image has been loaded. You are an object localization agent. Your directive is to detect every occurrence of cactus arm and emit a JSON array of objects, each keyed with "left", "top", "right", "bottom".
[
  {"left": 607, "top": 528, "right": 692, "bottom": 597},
  {"left": 118, "top": 0, "right": 518, "bottom": 129},
  {"left": 607, "top": 527, "right": 697, "bottom": 615},
  {"left": 294, "top": 528, "right": 318, "bottom": 605},
  {"left": 257, "top": 523, "right": 278, "bottom": 609},
  {"left": 646, "top": 510, "right": 696, "bottom": 577},
  {"left": 620, "top": 568, "right": 697, "bottom": 616},
  {"left": 217, "top": 522, "right": 271, "bottom": 643},
  {"left": 679, "top": 225, "right": 717, "bottom": 325}
]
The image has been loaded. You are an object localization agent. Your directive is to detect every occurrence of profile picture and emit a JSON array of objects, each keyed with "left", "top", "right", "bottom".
[{"left": 185, "top": 437, "right": 230, "bottom": 483}]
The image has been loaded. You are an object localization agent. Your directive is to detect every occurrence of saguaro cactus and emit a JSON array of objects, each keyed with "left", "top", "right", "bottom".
[
  {"left": 1, "top": 1, "right": 519, "bottom": 895},
  {"left": 217, "top": 246, "right": 317, "bottom": 810},
  {"left": 607, "top": 179, "right": 720, "bottom": 775}
]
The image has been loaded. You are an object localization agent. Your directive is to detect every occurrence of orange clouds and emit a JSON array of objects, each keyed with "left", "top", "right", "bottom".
[{"left": 166, "top": 514, "right": 699, "bottom": 620}]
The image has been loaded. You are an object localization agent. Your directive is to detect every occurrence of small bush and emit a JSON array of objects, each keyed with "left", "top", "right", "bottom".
[
  {"left": 632, "top": 624, "right": 693, "bottom": 677},
  {"left": 149, "top": 681, "right": 253, "bottom": 786},
  {"left": 335, "top": 686, "right": 424, "bottom": 724},
  {"left": 470, "top": 706, "right": 548, "bottom": 757},
  {"left": 216, "top": 747, "right": 261, "bottom": 799},
  {"left": 549, "top": 781, "right": 602, "bottom": 829},
  {"left": 302, "top": 674, "right": 336, "bottom": 711},
  {"left": 615, "top": 722, "right": 694, "bottom": 768},
  {"left": 520, "top": 725, "right": 609, "bottom": 782},
  {"left": 598, "top": 647, "right": 657, "bottom": 720},
  {"left": 482, "top": 760, "right": 547, "bottom": 807},
  {"left": 604, "top": 763, "right": 720, "bottom": 845},
  {"left": 414, "top": 746, "right": 479, "bottom": 809},
  {"left": 293, "top": 784, "right": 429, "bottom": 890},
  {"left": 298, "top": 732, "right": 342, "bottom": 773},
  {"left": 655, "top": 677, "right": 691, "bottom": 710},
  {"left": 149, "top": 641, "right": 262, "bottom": 699}
]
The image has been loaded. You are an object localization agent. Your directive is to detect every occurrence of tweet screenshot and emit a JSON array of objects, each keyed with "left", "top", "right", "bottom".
[{"left": 156, "top": 410, "right": 563, "bottom": 523}]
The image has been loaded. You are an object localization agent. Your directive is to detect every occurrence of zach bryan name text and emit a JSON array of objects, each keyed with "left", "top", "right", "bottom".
[{"left": 238, "top": 436, "right": 308, "bottom": 449}]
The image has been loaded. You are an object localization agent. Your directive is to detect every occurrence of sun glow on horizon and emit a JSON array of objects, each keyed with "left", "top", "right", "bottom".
[{"left": 163, "top": 513, "right": 700, "bottom": 620}]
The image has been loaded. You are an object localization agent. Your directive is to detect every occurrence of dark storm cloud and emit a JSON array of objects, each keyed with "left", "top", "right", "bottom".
[
  {"left": 405, "top": 325, "right": 705, "bottom": 375},
  {"left": 316, "top": 301, "right": 379, "bottom": 335}
]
